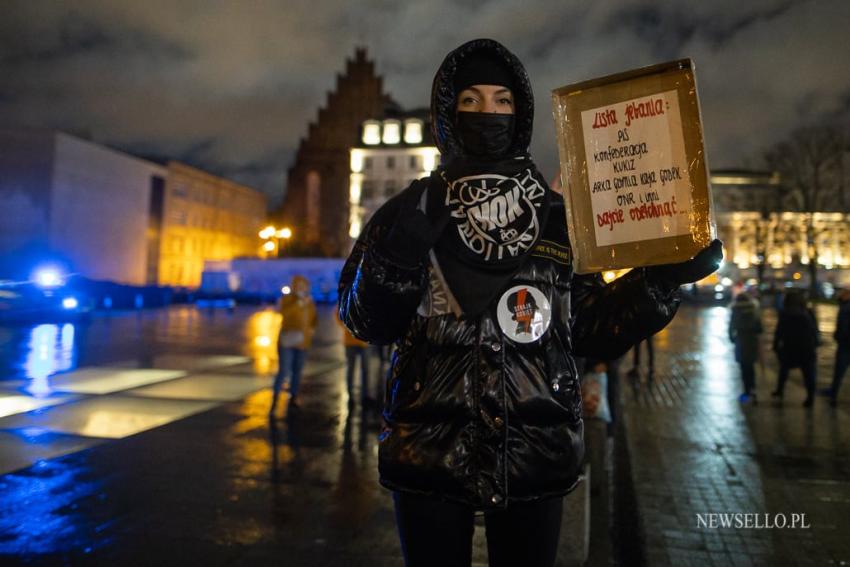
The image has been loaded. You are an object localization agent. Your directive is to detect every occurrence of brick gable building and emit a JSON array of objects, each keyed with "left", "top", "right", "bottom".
[{"left": 281, "top": 48, "right": 397, "bottom": 256}]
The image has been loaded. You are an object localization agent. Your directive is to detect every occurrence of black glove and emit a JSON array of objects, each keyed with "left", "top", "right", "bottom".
[
  {"left": 379, "top": 185, "right": 450, "bottom": 268},
  {"left": 646, "top": 239, "right": 724, "bottom": 291}
]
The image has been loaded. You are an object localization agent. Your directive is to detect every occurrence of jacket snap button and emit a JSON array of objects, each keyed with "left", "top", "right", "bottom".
[
  {"left": 551, "top": 381, "right": 560, "bottom": 392},
  {"left": 414, "top": 381, "right": 421, "bottom": 391},
  {"left": 491, "top": 343, "right": 501, "bottom": 352},
  {"left": 491, "top": 494, "right": 503, "bottom": 505},
  {"left": 494, "top": 417, "right": 504, "bottom": 428}
]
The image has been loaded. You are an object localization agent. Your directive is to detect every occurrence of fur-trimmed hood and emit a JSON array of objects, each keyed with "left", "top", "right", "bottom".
[{"left": 430, "top": 39, "right": 534, "bottom": 160}]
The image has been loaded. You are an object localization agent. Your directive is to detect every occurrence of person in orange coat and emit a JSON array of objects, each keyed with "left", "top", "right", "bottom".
[
  {"left": 338, "top": 313, "right": 373, "bottom": 408},
  {"left": 271, "top": 275, "right": 316, "bottom": 413}
]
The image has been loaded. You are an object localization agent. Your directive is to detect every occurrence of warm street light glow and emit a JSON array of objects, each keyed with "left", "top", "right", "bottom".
[
  {"left": 259, "top": 226, "right": 276, "bottom": 239},
  {"left": 276, "top": 227, "right": 292, "bottom": 239},
  {"left": 263, "top": 241, "right": 275, "bottom": 252}
]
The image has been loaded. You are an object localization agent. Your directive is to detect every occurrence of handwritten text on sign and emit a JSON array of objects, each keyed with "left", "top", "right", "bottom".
[{"left": 581, "top": 90, "right": 692, "bottom": 247}]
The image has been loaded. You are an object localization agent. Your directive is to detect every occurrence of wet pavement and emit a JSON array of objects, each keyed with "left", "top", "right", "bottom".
[
  {"left": 0, "top": 302, "right": 848, "bottom": 565},
  {"left": 622, "top": 303, "right": 850, "bottom": 566}
]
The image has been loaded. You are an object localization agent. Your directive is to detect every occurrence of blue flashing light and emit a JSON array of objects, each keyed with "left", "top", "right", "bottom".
[
  {"left": 34, "top": 268, "right": 63, "bottom": 289},
  {"left": 62, "top": 297, "right": 79, "bottom": 310}
]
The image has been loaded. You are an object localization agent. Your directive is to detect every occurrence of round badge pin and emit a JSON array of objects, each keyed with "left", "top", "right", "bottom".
[{"left": 496, "top": 285, "right": 552, "bottom": 343}]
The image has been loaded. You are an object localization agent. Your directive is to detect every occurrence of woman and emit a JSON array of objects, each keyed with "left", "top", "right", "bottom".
[
  {"left": 338, "top": 39, "right": 721, "bottom": 567},
  {"left": 271, "top": 275, "right": 316, "bottom": 414},
  {"left": 728, "top": 292, "right": 763, "bottom": 403},
  {"left": 772, "top": 290, "right": 819, "bottom": 406}
]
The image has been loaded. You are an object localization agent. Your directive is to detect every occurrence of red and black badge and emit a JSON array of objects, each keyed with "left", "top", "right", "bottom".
[{"left": 496, "top": 285, "right": 551, "bottom": 343}]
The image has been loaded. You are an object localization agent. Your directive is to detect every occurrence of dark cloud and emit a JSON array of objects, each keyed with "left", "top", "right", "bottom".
[{"left": 1, "top": 0, "right": 848, "bottom": 205}]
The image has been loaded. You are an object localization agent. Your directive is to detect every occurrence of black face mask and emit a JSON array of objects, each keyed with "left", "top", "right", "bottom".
[{"left": 455, "top": 112, "right": 515, "bottom": 157}]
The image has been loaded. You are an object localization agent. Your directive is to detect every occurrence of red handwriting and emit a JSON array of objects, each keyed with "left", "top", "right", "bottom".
[
  {"left": 596, "top": 209, "right": 625, "bottom": 231},
  {"left": 592, "top": 109, "right": 618, "bottom": 129},
  {"left": 624, "top": 97, "right": 665, "bottom": 127},
  {"left": 628, "top": 196, "right": 678, "bottom": 221}
]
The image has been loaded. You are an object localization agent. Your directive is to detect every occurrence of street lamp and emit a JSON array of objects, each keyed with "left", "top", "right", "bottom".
[{"left": 259, "top": 225, "right": 294, "bottom": 258}]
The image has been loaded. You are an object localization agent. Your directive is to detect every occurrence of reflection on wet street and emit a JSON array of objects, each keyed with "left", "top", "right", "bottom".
[
  {"left": 623, "top": 302, "right": 849, "bottom": 566},
  {"left": 0, "top": 302, "right": 847, "bottom": 564}
]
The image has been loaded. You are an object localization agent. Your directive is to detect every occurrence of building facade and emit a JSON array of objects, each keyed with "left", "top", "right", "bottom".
[
  {"left": 0, "top": 129, "right": 268, "bottom": 288},
  {"left": 280, "top": 48, "right": 398, "bottom": 257},
  {"left": 711, "top": 170, "right": 850, "bottom": 288},
  {"left": 348, "top": 110, "right": 439, "bottom": 241},
  {"left": 155, "top": 162, "right": 266, "bottom": 288},
  {"left": 0, "top": 128, "right": 165, "bottom": 285}
]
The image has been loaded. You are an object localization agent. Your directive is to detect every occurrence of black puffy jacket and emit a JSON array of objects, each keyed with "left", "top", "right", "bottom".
[{"left": 338, "top": 39, "right": 680, "bottom": 509}]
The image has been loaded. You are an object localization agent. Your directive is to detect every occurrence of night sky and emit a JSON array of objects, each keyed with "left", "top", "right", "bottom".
[{"left": 2, "top": 1, "right": 848, "bottom": 206}]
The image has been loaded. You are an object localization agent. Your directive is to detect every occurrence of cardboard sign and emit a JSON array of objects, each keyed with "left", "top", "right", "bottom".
[{"left": 552, "top": 59, "right": 715, "bottom": 274}]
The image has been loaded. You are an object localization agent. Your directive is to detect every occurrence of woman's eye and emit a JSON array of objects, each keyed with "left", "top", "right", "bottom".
[
  {"left": 499, "top": 98, "right": 513, "bottom": 105},
  {"left": 462, "top": 97, "right": 477, "bottom": 105}
]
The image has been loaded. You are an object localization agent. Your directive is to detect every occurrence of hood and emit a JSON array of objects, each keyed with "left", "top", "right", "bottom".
[{"left": 431, "top": 39, "right": 534, "bottom": 160}]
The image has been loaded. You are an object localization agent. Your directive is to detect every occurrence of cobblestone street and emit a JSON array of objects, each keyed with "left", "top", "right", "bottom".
[
  {"left": 624, "top": 304, "right": 850, "bottom": 566},
  {"left": 0, "top": 302, "right": 847, "bottom": 565}
]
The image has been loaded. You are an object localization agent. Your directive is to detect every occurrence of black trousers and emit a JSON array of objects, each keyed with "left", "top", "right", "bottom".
[
  {"left": 739, "top": 361, "right": 755, "bottom": 395},
  {"left": 777, "top": 358, "right": 816, "bottom": 397},
  {"left": 393, "top": 491, "right": 563, "bottom": 567}
]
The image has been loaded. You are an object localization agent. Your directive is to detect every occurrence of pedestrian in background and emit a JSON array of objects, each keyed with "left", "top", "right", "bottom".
[
  {"left": 337, "top": 312, "right": 373, "bottom": 408},
  {"left": 772, "top": 290, "right": 819, "bottom": 407},
  {"left": 824, "top": 288, "right": 850, "bottom": 407},
  {"left": 728, "top": 292, "right": 763, "bottom": 404},
  {"left": 271, "top": 275, "right": 317, "bottom": 415}
]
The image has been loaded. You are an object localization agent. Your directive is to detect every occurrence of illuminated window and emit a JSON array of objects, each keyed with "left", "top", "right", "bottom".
[
  {"left": 362, "top": 121, "right": 381, "bottom": 145},
  {"left": 422, "top": 149, "right": 438, "bottom": 172},
  {"left": 349, "top": 208, "right": 362, "bottom": 238},
  {"left": 382, "top": 120, "right": 401, "bottom": 144},
  {"left": 350, "top": 149, "right": 364, "bottom": 173},
  {"left": 404, "top": 120, "right": 423, "bottom": 144},
  {"left": 349, "top": 174, "right": 362, "bottom": 205}
]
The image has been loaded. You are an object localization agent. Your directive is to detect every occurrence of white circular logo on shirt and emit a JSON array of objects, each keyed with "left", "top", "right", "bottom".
[{"left": 496, "top": 285, "right": 552, "bottom": 343}]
